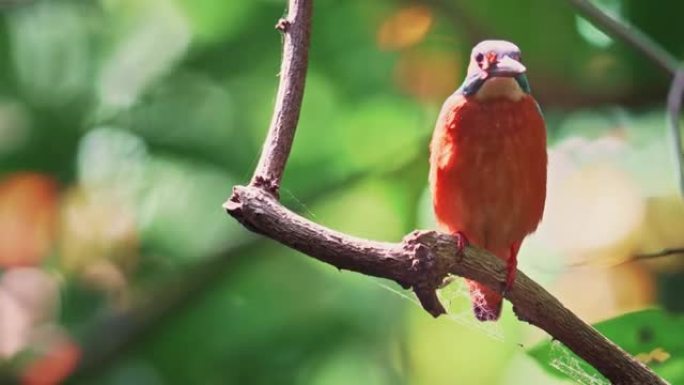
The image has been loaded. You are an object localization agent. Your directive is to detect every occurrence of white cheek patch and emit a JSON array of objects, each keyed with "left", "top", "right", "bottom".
[{"left": 475, "top": 77, "right": 525, "bottom": 102}]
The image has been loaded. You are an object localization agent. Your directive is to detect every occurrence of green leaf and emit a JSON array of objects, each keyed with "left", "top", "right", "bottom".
[{"left": 527, "top": 309, "right": 684, "bottom": 384}]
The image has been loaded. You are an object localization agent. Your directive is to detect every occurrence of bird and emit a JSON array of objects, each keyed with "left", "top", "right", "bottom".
[{"left": 429, "top": 40, "right": 547, "bottom": 321}]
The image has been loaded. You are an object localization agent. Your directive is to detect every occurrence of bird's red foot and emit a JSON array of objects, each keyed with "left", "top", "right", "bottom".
[
  {"left": 438, "top": 232, "right": 469, "bottom": 289},
  {"left": 502, "top": 251, "right": 518, "bottom": 297},
  {"left": 454, "top": 231, "right": 470, "bottom": 255}
]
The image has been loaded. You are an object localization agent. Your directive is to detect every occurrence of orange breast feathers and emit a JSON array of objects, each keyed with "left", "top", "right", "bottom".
[{"left": 429, "top": 93, "right": 547, "bottom": 253}]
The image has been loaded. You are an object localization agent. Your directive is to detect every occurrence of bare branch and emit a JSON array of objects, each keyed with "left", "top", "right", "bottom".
[
  {"left": 250, "top": 0, "right": 312, "bottom": 196},
  {"left": 564, "top": 0, "right": 684, "bottom": 198},
  {"left": 667, "top": 70, "right": 684, "bottom": 196},
  {"left": 563, "top": 0, "right": 678, "bottom": 76},
  {"left": 224, "top": 0, "right": 667, "bottom": 383},
  {"left": 635, "top": 246, "right": 684, "bottom": 261}
]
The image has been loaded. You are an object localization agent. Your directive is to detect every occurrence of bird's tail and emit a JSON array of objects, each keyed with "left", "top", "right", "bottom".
[
  {"left": 467, "top": 242, "right": 521, "bottom": 321},
  {"left": 467, "top": 279, "right": 503, "bottom": 321}
]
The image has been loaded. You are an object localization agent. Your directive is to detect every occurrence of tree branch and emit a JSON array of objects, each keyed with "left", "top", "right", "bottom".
[
  {"left": 224, "top": 0, "right": 666, "bottom": 383},
  {"left": 562, "top": 0, "right": 678, "bottom": 76},
  {"left": 667, "top": 69, "right": 684, "bottom": 196},
  {"left": 250, "top": 0, "right": 311, "bottom": 197},
  {"left": 226, "top": 187, "right": 664, "bottom": 384},
  {"left": 563, "top": 0, "right": 684, "bottom": 197},
  {"left": 635, "top": 247, "right": 684, "bottom": 261}
]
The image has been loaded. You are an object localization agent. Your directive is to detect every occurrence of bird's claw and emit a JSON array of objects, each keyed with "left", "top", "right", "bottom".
[
  {"left": 454, "top": 231, "right": 469, "bottom": 255},
  {"left": 438, "top": 275, "right": 456, "bottom": 289},
  {"left": 502, "top": 259, "right": 516, "bottom": 297},
  {"left": 501, "top": 284, "right": 511, "bottom": 298}
]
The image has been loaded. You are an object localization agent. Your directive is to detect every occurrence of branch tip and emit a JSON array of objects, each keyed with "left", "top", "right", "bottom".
[
  {"left": 223, "top": 187, "right": 244, "bottom": 215},
  {"left": 415, "top": 287, "right": 447, "bottom": 317},
  {"left": 667, "top": 68, "right": 684, "bottom": 196}
]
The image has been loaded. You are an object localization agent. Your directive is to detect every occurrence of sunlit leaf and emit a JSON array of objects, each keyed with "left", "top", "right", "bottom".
[
  {"left": 59, "top": 187, "right": 138, "bottom": 279},
  {"left": 63, "top": 127, "right": 145, "bottom": 280}
]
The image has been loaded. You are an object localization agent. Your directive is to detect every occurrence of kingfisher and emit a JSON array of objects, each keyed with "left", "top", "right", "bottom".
[{"left": 429, "top": 40, "right": 547, "bottom": 321}]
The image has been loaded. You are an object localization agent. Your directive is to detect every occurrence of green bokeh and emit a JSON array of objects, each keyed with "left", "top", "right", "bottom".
[
  {"left": 0, "top": 0, "right": 682, "bottom": 384},
  {"left": 528, "top": 309, "right": 684, "bottom": 384}
]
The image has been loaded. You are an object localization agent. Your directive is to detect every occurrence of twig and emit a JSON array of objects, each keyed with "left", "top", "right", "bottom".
[
  {"left": 223, "top": 0, "right": 667, "bottom": 383},
  {"left": 667, "top": 70, "right": 684, "bottom": 195},
  {"left": 250, "top": 0, "right": 311, "bottom": 197},
  {"left": 562, "top": 0, "right": 678, "bottom": 75},
  {"left": 635, "top": 247, "right": 684, "bottom": 261},
  {"left": 563, "top": 0, "right": 684, "bottom": 197}
]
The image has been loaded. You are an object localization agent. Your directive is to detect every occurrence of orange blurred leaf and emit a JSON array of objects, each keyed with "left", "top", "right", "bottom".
[
  {"left": 394, "top": 49, "right": 460, "bottom": 102},
  {"left": 635, "top": 347, "right": 671, "bottom": 365},
  {"left": 21, "top": 337, "right": 81, "bottom": 385},
  {"left": 0, "top": 173, "right": 58, "bottom": 267},
  {"left": 377, "top": 5, "right": 433, "bottom": 51}
]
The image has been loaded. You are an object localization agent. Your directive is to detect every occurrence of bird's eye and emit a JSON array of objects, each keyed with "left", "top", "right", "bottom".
[{"left": 475, "top": 53, "right": 484, "bottom": 63}]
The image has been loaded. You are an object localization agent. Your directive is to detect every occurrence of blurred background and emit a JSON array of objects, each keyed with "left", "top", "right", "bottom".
[{"left": 0, "top": 0, "right": 683, "bottom": 384}]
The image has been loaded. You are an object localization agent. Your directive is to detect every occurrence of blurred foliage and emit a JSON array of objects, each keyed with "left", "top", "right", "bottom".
[
  {"left": 0, "top": 0, "right": 684, "bottom": 384},
  {"left": 528, "top": 309, "right": 684, "bottom": 384}
]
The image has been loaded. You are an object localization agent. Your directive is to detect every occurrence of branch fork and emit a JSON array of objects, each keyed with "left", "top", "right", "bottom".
[{"left": 224, "top": 0, "right": 667, "bottom": 383}]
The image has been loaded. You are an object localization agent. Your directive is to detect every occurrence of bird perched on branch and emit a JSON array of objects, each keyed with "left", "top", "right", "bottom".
[{"left": 429, "top": 40, "right": 547, "bottom": 321}]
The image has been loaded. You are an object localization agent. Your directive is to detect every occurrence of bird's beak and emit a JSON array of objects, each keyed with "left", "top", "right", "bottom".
[{"left": 487, "top": 55, "right": 526, "bottom": 77}]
